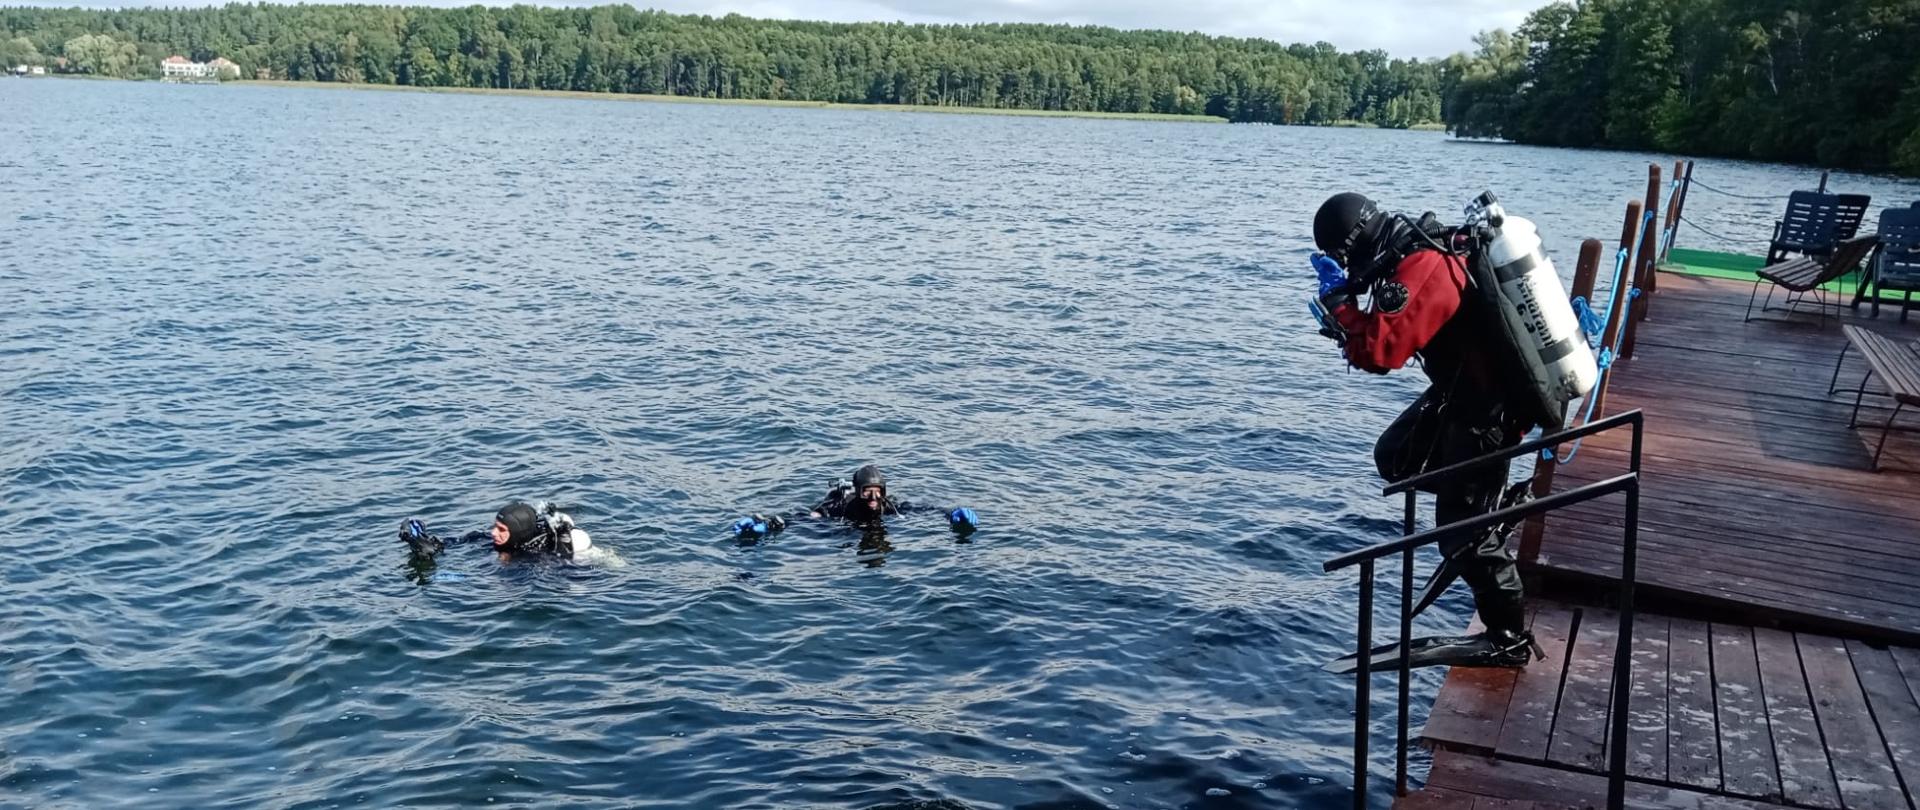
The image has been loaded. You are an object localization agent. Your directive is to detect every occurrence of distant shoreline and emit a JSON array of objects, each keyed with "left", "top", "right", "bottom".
[{"left": 234, "top": 80, "right": 1231, "bottom": 123}]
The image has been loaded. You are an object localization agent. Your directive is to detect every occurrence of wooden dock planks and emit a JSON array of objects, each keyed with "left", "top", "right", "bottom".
[
  {"left": 1752, "top": 628, "right": 1839, "bottom": 808},
  {"left": 1529, "top": 272, "right": 1920, "bottom": 646},
  {"left": 1497, "top": 604, "right": 1577, "bottom": 761},
  {"left": 1711, "top": 623, "right": 1781, "bottom": 800},
  {"left": 1799, "top": 635, "right": 1906, "bottom": 810},
  {"left": 1626, "top": 615, "right": 1670, "bottom": 782},
  {"left": 1549, "top": 608, "right": 1619, "bottom": 771},
  {"left": 1397, "top": 272, "right": 1920, "bottom": 810},
  {"left": 1415, "top": 601, "right": 1920, "bottom": 810}
]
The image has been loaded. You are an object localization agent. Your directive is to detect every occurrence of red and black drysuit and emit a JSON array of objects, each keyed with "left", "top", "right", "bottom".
[{"left": 1328, "top": 248, "right": 1534, "bottom": 637}]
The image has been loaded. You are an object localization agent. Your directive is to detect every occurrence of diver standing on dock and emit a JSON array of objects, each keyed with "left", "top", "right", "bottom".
[{"left": 1308, "top": 191, "right": 1544, "bottom": 670}]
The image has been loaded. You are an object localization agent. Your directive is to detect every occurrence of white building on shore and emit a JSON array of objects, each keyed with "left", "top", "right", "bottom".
[
  {"left": 161, "top": 55, "right": 235, "bottom": 82},
  {"left": 161, "top": 55, "right": 211, "bottom": 79}
]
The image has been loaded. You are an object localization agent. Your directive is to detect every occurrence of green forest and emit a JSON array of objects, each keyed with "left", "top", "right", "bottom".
[
  {"left": 1443, "top": 0, "right": 1920, "bottom": 174},
  {"left": 3, "top": 1, "right": 1918, "bottom": 173},
  {"left": 0, "top": 4, "right": 1444, "bottom": 127}
]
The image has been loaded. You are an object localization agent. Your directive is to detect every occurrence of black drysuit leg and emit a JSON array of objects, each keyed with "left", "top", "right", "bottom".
[{"left": 1374, "top": 387, "right": 1527, "bottom": 637}]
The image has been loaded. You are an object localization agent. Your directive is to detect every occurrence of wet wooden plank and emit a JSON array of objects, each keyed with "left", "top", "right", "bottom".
[
  {"left": 1667, "top": 618, "right": 1721, "bottom": 791},
  {"left": 1424, "top": 746, "right": 1798, "bottom": 809},
  {"left": 1799, "top": 635, "right": 1905, "bottom": 810},
  {"left": 1848, "top": 642, "right": 1920, "bottom": 810},
  {"left": 1751, "top": 628, "right": 1839, "bottom": 809},
  {"left": 1498, "top": 604, "right": 1577, "bottom": 761},
  {"left": 1425, "top": 749, "right": 1597, "bottom": 807},
  {"left": 1712, "top": 623, "right": 1781, "bottom": 800},
  {"left": 1394, "top": 786, "right": 1480, "bottom": 810},
  {"left": 1627, "top": 615, "right": 1670, "bottom": 781},
  {"left": 1550, "top": 607, "right": 1618, "bottom": 772},
  {"left": 1424, "top": 663, "right": 1520, "bottom": 752}
]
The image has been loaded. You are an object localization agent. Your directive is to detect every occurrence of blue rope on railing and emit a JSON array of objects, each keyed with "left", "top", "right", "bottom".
[{"left": 1570, "top": 296, "right": 1605, "bottom": 336}]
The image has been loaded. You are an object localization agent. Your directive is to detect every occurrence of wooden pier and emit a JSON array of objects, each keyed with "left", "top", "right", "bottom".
[
  {"left": 1398, "top": 270, "right": 1920, "bottom": 810},
  {"left": 1544, "top": 272, "right": 1920, "bottom": 644}
]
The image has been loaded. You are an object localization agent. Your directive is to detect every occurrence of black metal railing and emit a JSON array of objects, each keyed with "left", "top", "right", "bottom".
[{"left": 1324, "top": 408, "right": 1644, "bottom": 810}]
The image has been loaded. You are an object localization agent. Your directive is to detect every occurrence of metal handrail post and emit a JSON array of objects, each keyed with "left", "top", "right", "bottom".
[
  {"left": 1354, "top": 559, "right": 1374, "bottom": 810},
  {"left": 1607, "top": 479, "right": 1641, "bottom": 810},
  {"left": 1605, "top": 418, "right": 1643, "bottom": 810},
  {"left": 1396, "top": 492, "right": 1416, "bottom": 796}
]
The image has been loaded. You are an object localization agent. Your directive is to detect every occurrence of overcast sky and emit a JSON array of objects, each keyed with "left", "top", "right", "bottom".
[{"left": 30, "top": 0, "right": 1540, "bottom": 59}]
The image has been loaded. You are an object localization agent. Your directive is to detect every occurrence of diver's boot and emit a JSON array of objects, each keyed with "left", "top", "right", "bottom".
[{"left": 1482, "top": 628, "right": 1544, "bottom": 668}]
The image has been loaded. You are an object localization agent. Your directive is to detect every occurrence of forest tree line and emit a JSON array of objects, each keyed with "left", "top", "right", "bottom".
[
  {"left": 6, "top": 2, "right": 1917, "bottom": 174},
  {"left": 0, "top": 4, "right": 1444, "bottom": 127},
  {"left": 1441, "top": 0, "right": 1920, "bottom": 174}
]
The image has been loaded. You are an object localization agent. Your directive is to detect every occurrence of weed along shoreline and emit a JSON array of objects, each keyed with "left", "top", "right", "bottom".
[{"left": 233, "top": 79, "right": 1232, "bottom": 123}]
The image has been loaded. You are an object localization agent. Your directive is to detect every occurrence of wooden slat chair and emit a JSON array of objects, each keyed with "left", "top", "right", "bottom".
[
  {"left": 1869, "top": 205, "right": 1920, "bottom": 322},
  {"left": 1768, "top": 191, "right": 1872, "bottom": 264},
  {"left": 1829, "top": 325, "right": 1920, "bottom": 470},
  {"left": 1744, "top": 235, "right": 1880, "bottom": 328}
]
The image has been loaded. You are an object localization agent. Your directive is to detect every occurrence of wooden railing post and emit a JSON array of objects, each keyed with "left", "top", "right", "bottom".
[
  {"left": 1590, "top": 200, "right": 1642, "bottom": 418},
  {"left": 1663, "top": 160, "right": 1695, "bottom": 263},
  {"left": 1521, "top": 236, "right": 1603, "bottom": 564},
  {"left": 1660, "top": 161, "right": 1684, "bottom": 262},
  {"left": 1621, "top": 165, "right": 1663, "bottom": 358}
]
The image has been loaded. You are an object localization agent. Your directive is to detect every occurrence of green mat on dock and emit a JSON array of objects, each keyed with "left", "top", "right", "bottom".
[{"left": 1660, "top": 247, "right": 1868, "bottom": 295}]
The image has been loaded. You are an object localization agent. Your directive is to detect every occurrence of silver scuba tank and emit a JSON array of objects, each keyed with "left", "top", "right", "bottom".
[{"left": 1463, "top": 193, "right": 1598, "bottom": 426}]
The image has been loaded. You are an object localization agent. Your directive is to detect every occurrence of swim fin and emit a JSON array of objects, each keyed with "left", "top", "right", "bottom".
[{"left": 1322, "top": 630, "right": 1543, "bottom": 675}]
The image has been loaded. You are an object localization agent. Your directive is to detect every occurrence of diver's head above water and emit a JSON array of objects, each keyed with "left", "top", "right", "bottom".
[
  {"left": 847, "top": 464, "right": 889, "bottom": 522},
  {"left": 492, "top": 501, "right": 543, "bottom": 552}
]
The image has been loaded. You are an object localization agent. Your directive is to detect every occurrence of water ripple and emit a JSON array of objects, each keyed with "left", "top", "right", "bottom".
[{"left": 4, "top": 78, "right": 1918, "bottom": 809}]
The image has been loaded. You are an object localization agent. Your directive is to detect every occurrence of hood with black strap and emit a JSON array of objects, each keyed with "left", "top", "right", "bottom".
[
  {"left": 851, "top": 464, "right": 886, "bottom": 494},
  {"left": 496, "top": 501, "right": 566, "bottom": 555},
  {"left": 1314, "top": 192, "right": 1459, "bottom": 291}
]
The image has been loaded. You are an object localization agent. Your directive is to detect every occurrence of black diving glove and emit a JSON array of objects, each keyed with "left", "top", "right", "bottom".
[{"left": 399, "top": 518, "right": 446, "bottom": 559}]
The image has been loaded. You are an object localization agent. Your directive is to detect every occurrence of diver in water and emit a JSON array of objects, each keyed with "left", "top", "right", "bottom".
[
  {"left": 399, "top": 501, "right": 594, "bottom": 563},
  {"left": 1309, "top": 191, "right": 1544, "bottom": 671},
  {"left": 730, "top": 464, "right": 979, "bottom": 538}
]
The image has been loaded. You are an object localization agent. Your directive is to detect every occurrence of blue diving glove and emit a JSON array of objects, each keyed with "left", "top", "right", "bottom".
[
  {"left": 1311, "top": 252, "right": 1349, "bottom": 298},
  {"left": 398, "top": 518, "right": 445, "bottom": 558},
  {"left": 947, "top": 508, "right": 978, "bottom": 532},
  {"left": 731, "top": 514, "right": 786, "bottom": 537}
]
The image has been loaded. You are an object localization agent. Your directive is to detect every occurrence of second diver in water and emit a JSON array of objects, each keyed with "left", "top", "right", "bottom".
[
  {"left": 400, "top": 500, "right": 594, "bottom": 563},
  {"left": 729, "top": 464, "right": 979, "bottom": 538}
]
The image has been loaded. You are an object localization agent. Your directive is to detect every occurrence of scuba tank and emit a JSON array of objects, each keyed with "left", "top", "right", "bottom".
[
  {"left": 533, "top": 501, "right": 592, "bottom": 557},
  {"left": 1459, "top": 192, "right": 1598, "bottom": 427}
]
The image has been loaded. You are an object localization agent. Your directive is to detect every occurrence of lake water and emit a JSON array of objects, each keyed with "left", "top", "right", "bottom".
[{"left": 3, "top": 78, "right": 1917, "bottom": 809}]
